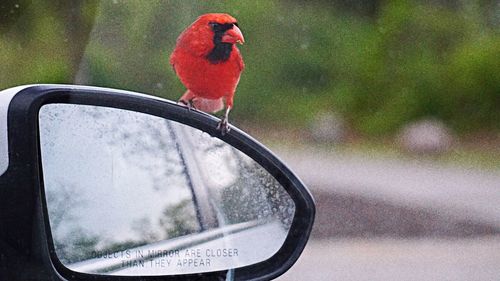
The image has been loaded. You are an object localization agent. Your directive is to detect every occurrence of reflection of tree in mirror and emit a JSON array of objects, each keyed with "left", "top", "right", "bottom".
[
  {"left": 160, "top": 199, "right": 200, "bottom": 238},
  {"left": 131, "top": 217, "right": 160, "bottom": 243},
  {"left": 220, "top": 184, "right": 260, "bottom": 224},
  {"left": 219, "top": 153, "right": 295, "bottom": 230},
  {"left": 53, "top": 228, "right": 100, "bottom": 264},
  {"left": 46, "top": 183, "right": 103, "bottom": 264},
  {"left": 92, "top": 218, "right": 162, "bottom": 258},
  {"left": 45, "top": 183, "right": 77, "bottom": 231},
  {"left": 46, "top": 182, "right": 155, "bottom": 264},
  {"left": 79, "top": 199, "right": 202, "bottom": 263}
]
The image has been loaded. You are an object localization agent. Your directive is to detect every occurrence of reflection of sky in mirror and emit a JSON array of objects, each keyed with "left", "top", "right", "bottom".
[
  {"left": 177, "top": 127, "right": 239, "bottom": 191},
  {"left": 39, "top": 104, "right": 195, "bottom": 245}
]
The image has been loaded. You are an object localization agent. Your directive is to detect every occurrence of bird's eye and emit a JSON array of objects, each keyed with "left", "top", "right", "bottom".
[{"left": 209, "top": 22, "right": 220, "bottom": 29}]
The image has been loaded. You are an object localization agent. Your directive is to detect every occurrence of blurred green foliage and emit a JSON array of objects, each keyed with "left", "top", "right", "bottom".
[{"left": 0, "top": 0, "right": 498, "bottom": 136}]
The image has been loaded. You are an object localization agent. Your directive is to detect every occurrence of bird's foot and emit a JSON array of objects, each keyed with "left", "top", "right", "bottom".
[
  {"left": 216, "top": 117, "right": 230, "bottom": 136},
  {"left": 177, "top": 99, "right": 197, "bottom": 111}
]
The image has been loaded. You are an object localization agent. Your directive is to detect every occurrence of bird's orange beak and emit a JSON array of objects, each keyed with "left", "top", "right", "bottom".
[{"left": 221, "top": 25, "right": 245, "bottom": 45}]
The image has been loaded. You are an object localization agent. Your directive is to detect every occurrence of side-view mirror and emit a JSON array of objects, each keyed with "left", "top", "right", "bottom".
[{"left": 0, "top": 85, "right": 315, "bottom": 280}]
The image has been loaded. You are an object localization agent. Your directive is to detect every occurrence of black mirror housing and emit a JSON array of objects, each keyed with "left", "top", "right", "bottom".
[{"left": 0, "top": 85, "right": 315, "bottom": 281}]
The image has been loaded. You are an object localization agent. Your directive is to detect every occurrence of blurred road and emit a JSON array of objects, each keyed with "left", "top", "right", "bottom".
[
  {"left": 277, "top": 237, "right": 500, "bottom": 281},
  {"left": 275, "top": 148, "right": 500, "bottom": 227},
  {"left": 271, "top": 147, "right": 500, "bottom": 281}
]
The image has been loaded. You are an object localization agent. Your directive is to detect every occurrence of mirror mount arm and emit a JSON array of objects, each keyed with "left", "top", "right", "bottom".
[{"left": 167, "top": 122, "right": 218, "bottom": 230}]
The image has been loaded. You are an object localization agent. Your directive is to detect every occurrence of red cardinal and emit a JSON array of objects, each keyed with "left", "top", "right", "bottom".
[{"left": 170, "top": 13, "right": 245, "bottom": 134}]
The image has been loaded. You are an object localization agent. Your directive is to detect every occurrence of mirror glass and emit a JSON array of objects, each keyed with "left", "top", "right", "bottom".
[{"left": 38, "top": 103, "right": 295, "bottom": 276}]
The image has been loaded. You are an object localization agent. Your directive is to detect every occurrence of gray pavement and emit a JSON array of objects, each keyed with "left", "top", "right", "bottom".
[
  {"left": 270, "top": 147, "right": 500, "bottom": 280},
  {"left": 273, "top": 147, "right": 500, "bottom": 227},
  {"left": 277, "top": 237, "right": 500, "bottom": 281}
]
